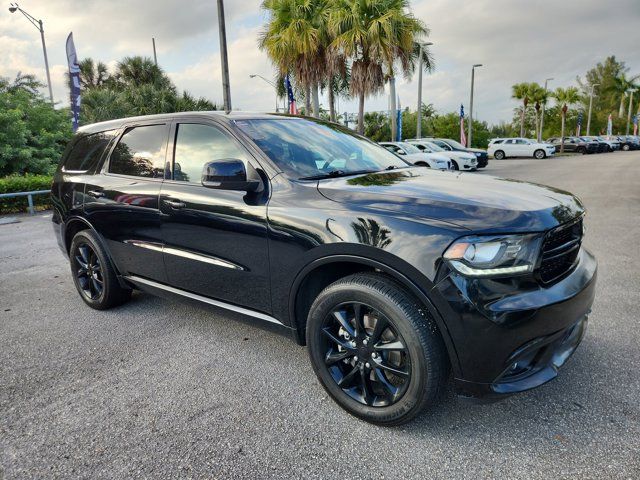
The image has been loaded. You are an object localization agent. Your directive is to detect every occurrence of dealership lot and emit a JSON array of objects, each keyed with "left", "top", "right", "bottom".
[{"left": 1, "top": 152, "right": 639, "bottom": 478}]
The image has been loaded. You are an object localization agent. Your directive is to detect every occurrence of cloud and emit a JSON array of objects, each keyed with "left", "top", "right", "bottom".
[{"left": 1, "top": 0, "right": 638, "bottom": 123}]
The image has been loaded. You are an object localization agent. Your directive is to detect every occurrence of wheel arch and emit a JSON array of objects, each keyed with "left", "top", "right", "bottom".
[{"left": 288, "top": 254, "right": 462, "bottom": 376}]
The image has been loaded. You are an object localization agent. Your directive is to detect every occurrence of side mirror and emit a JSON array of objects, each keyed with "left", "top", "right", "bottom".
[
  {"left": 201, "top": 159, "right": 261, "bottom": 192},
  {"left": 396, "top": 150, "right": 406, "bottom": 155}
]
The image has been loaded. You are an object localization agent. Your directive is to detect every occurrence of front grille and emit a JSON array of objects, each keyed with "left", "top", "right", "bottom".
[{"left": 539, "top": 218, "right": 583, "bottom": 284}]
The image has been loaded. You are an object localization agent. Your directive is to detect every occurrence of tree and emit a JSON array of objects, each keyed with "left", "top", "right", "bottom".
[
  {"left": 260, "top": 0, "right": 328, "bottom": 118},
  {"left": 612, "top": 72, "right": 639, "bottom": 119},
  {"left": 528, "top": 83, "right": 548, "bottom": 141},
  {"left": 114, "top": 56, "right": 173, "bottom": 90},
  {"left": 429, "top": 111, "right": 491, "bottom": 148},
  {"left": 0, "top": 75, "right": 71, "bottom": 175},
  {"left": 78, "top": 58, "right": 110, "bottom": 89},
  {"left": 512, "top": 82, "right": 535, "bottom": 137},
  {"left": 553, "top": 87, "right": 581, "bottom": 153},
  {"left": 363, "top": 111, "right": 391, "bottom": 142}
]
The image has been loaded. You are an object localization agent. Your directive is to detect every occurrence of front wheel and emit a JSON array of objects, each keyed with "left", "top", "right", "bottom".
[
  {"left": 622, "top": 144, "right": 630, "bottom": 151},
  {"left": 451, "top": 160, "right": 459, "bottom": 170},
  {"left": 534, "top": 149, "right": 546, "bottom": 159},
  {"left": 306, "top": 273, "right": 448, "bottom": 426},
  {"left": 493, "top": 150, "right": 505, "bottom": 160}
]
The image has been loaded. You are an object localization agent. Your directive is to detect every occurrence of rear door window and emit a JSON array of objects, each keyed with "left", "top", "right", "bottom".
[
  {"left": 109, "top": 124, "right": 168, "bottom": 178},
  {"left": 63, "top": 130, "right": 117, "bottom": 172}
]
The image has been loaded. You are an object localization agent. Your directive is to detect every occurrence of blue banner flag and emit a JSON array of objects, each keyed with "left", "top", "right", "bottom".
[{"left": 66, "top": 33, "right": 81, "bottom": 132}]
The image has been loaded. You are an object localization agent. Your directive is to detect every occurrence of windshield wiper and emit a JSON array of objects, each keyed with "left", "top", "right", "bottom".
[{"left": 299, "top": 169, "right": 378, "bottom": 180}]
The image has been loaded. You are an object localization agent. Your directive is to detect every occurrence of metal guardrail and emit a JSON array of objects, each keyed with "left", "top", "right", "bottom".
[{"left": 0, "top": 190, "right": 50, "bottom": 215}]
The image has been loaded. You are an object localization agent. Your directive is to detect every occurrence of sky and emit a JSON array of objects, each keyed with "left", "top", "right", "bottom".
[{"left": 1, "top": 0, "right": 639, "bottom": 125}]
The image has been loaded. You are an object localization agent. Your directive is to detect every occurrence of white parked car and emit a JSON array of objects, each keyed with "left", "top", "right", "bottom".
[
  {"left": 379, "top": 142, "right": 451, "bottom": 170},
  {"left": 407, "top": 139, "right": 478, "bottom": 171},
  {"left": 488, "top": 138, "right": 556, "bottom": 160}
]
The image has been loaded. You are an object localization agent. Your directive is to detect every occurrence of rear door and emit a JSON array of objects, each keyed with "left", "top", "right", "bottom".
[
  {"left": 84, "top": 122, "right": 170, "bottom": 282},
  {"left": 158, "top": 120, "right": 271, "bottom": 312}
]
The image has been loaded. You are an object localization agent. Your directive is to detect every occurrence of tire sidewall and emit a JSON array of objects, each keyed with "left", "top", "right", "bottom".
[
  {"left": 307, "top": 282, "right": 430, "bottom": 424},
  {"left": 534, "top": 149, "right": 545, "bottom": 159}
]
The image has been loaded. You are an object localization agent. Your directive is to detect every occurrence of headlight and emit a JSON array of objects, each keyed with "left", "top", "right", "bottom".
[
  {"left": 443, "top": 234, "right": 543, "bottom": 277},
  {"left": 474, "top": 152, "right": 482, "bottom": 157}
]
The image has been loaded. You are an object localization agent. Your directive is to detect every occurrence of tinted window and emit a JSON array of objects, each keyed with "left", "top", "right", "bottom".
[
  {"left": 64, "top": 130, "right": 116, "bottom": 171},
  {"left": 173, "top": 124, "right": 248, "bottom": 183},
  {"left": 492, "top": 140, "right": 503, "bottom": 144},
  {"left": 235, "top": 118, "right": 407, "bottom": 179},
  {"left": 109, "top": 125, "right": 167, "bottom": 178}
]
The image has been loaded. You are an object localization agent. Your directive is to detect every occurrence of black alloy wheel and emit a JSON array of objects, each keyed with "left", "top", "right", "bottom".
[
  {"left": 73, "top": 243, "right": 104, "bottom": 301},
  {"left": 69, "top": 230, "right": 131, "bottom": 310},
  {"left": 307, "top": 273, "right": 448, "bottom": 425},
  {"left": 320, "top": 301, "right": 411, "bottom": 407}
]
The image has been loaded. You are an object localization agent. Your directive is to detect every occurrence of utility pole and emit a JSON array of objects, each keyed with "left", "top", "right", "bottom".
[
  {"left": 468, "top": 64, "right": 482, "bottom": 147},
  {"left": 152, "top": 38, "right": 158, "bottom": 66},
  {"left": 626, "top": 89, "right": 636, "bottom": 135},
  {"left": 586, "top": 83, "right": 599, "bottom": 136},
  {"left": 539, "top": 77, "right": 553, "bottom": 142},
  {"left": 9, "top": 4, "right": 53, "bottom": 104},
  {"left": 216, "top": 0, "right": 232, "bottom": 113},
  {"left": 416, "top": 42, "right": 433, "bottom": 139}
]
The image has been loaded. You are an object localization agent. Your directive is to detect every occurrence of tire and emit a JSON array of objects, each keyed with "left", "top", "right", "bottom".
[
  {"left": 534, "top": 149, "right": 546, "bottom": 159},
  {"left": 576, "top": 147, "right": 586, "bottom": 155},
  {"left": 306, "top": 273, "right": 448, "bottom": 426},
  {"left": 451, "top": 160, "right": 459, "bottom": 170},
  {"left": 622, "top": 144, "right": 630, "bottom": 151},
  {"left": 69, "top": 230, "right": 131, "bottom": 310},
  {"left": 493, "top": 150, "right": 505, "bottom": 160}
]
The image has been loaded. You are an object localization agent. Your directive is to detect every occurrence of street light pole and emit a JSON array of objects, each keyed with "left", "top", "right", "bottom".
[
  {"left": 250, "top": 74, "right": 280, "bottom": 112},
  {"left": 626, "top": 89, "right": 637, "bottom": 136},
  {"left": 9, "top": 3, "right": 54, "bottom": 104},
  {"left": 216, "top": 0, "right": 232, "bottom": 113},
  {"left": 586, "top": 83, "right": 599, "bottom": 136},
  {"left": 468, "top": 64, "right": 482, "bottom": 147},
  {"left": 416, "top": 42, "right": 433, "bottom": 139}
]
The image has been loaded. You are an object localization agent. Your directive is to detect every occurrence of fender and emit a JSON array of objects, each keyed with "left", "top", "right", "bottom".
[
  {"left": 288, "top": 253, "right": 462, "bottom": 377},
  {"left": 62, "top": 216, "right": 130, "bottom": 289}
]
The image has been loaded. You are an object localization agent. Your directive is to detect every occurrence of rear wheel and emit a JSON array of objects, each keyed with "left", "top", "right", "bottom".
[
  {"left": 306, "top": 273, "right": 448, "bottom": 426},
  {"left": 534, "top": 149, "right": 546, "bottom": 159},
  {"left": 622, "top": 144, "right": 630, "bottom": 151},
  {"left": 576, "top": 146, "right": 586, "bottom": 154},
  {"left": 493, "top": 150, "right": 505, "bottom": 160},
  {"left": 70, "top": 230, "right": 131, "bottom": 310}
]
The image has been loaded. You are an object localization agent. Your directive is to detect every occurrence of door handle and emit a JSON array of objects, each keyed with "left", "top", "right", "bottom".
[
  {"left": 87, "top": 190, "right": 104, "bottom": 198},
  {"left": 164, "top": 199, "right": 186, "bottom": 209}
]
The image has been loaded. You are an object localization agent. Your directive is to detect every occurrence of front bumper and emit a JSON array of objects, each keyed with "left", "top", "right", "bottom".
[{"left": 433, "top": 247, "right": 597, "bottom": 401}]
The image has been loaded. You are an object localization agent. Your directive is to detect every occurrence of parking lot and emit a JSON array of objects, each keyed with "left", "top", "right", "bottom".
[{"left": 1, "top": 151, "right": 639, "bottom": 478}]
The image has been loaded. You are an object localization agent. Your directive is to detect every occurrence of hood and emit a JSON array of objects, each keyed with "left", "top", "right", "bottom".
[
  {"left": 466, "top": 147, "right": 487, "bottom": 154},
  {"left": 317, "top": 168, "right": 584, "bottom": 233}
]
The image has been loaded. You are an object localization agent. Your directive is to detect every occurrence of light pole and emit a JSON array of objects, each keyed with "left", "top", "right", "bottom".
[
  {"left": 250, "top": 74, "right": 281, "bottom": 112},
  {"left": 586, "top": 83, "right": 599, "bottom": 136},
  {"left": 626, "top": 89, "right": 637, "bottom": 136},
  {"left": 468, "top": 64, "right": 482, "bottom": 147},
  {"left": 415, "top": 41, "right": 433, "bottom": 139},
  {"left": 539, "top": 77, "right": 553, "bottom": 141},
  {"left": 216, "top": 0, "right": 232, "bottom": 113},
  {"left": 8, "top": 3, "right": 53, "bottom": 104}
]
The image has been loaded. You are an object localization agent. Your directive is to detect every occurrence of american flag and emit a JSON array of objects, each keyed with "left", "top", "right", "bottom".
[
  {"left": 285, "top": 75, "right": 298, "bottom": 115},
  {"left": 459, "top": 104, "right": 467, "bottom": 147}
]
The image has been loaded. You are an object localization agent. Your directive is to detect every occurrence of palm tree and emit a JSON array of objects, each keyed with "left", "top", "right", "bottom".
[
  {"left": 612, "top": 72, "right": 639, "bottom": 118},
  {"left": 528, "top": 83, "right": 548, "bottom": 141},
  {"left": 260, "top": 0, "right": 328, "bottom": 118},
  {"left": 78, "top": 58, "right": 110, "bottom": 89},
  {"left": 329, "top": 0, "right": 425, "bottom": 134},
  {"left": 553, "top": 87, "right": 581, "bottom": 153},
  {"left": 512, "top": 82, "right": 534, "bottom": 137},
  {"left": 114, "top": 56, "right": 173, "bottom": 90}
]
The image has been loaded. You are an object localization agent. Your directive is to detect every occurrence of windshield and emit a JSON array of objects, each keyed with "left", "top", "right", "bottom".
[
  {"left": 235, "top": 118, "right": 409, "bottom": 179},
  {"left": 443, "top": 139, "right": 466, "bottom": 149},
  {"left": 425, "top": 141, "right": 445, "bottom": 152},
  {"left": 398, "top": 142, "right": 421, "bottom": 154}
]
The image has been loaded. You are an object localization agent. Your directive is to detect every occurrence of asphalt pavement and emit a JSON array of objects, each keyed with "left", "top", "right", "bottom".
[{"left": 1, "top": 151, "right": 639, "bottom": 479}]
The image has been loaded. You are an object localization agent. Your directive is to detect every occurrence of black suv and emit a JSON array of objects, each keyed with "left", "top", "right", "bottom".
[
  {"left": 52, "top": 113, "right": 596, "bottom": 425},
  {"left": 547, "top": 137, "right": 599, "bottom": 154}
]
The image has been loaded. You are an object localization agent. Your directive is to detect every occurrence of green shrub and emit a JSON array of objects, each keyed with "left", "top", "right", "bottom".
[{"left": 0, "top": 174, "right": 53, "bottom": 214}]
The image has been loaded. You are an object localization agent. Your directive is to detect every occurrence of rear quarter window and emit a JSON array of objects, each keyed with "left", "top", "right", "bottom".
[{"left": 63, "top": 130, "right": 117, "bottom": 172}]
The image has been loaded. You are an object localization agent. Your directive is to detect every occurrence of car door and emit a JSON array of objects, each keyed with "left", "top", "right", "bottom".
[
  {"left": 159, "top": 120, "right": 271, "bottom": 313},
  {"left": 515, "top": 138, "right": 530, "bottom": 156},
  {"left": 83, "top": 122, "right": 170, "bottom": 282}
]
